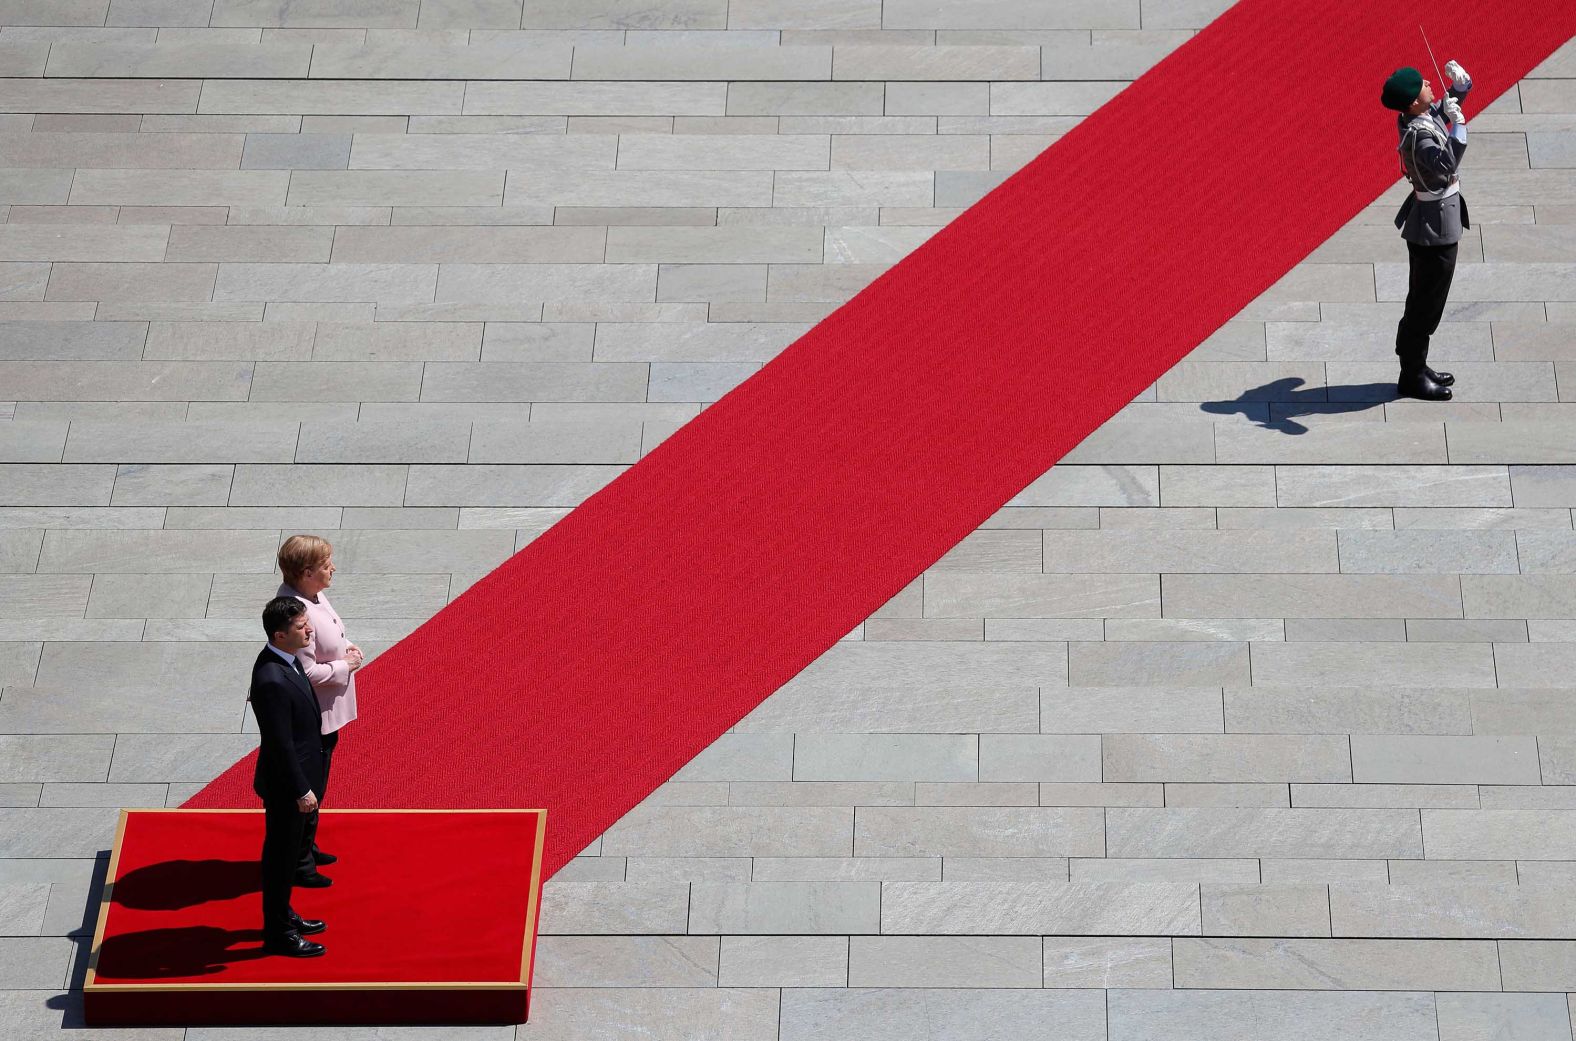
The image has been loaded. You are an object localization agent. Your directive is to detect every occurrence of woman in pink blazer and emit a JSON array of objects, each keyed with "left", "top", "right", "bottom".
[{"left": 277, "top": 534, "right": 363, "bottom": 886}]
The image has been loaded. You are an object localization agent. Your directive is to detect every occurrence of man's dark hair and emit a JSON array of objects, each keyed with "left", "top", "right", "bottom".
[{"left": 262, "top": 597, "right": 306, "bottom": 642}]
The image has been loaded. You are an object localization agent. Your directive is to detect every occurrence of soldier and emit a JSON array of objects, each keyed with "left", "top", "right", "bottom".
[{"left": 1382, "top": 59, "right": 1473, "bottom": 402}]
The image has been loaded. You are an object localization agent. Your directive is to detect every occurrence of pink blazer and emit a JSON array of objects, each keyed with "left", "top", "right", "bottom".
[{"left": 279, "top": 583, "right": 358, "bottom": 735}]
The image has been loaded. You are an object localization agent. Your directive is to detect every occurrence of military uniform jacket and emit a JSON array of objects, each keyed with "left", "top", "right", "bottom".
[{"left": 1394, "top": 100, "right": 1469, "bottom": 247}]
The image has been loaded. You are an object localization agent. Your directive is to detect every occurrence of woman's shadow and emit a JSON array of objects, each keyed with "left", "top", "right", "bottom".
[
  {"left": 93, "top": 925, "right": 269, "bottom": 979},
  {"left": 1200, "top": 377, "right": 1396, "bottom": 434},
  {"left": 111, "top": 858, "right": 260, "bottom": 911},
  {"left": 89, "top": 858, "right": 268, "bottom": 980}
]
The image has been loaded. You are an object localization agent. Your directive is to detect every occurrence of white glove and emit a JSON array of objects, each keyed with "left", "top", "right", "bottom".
[
  {"left": 1444, "top": 59, "right": 1471, "bottom": 92},
  {"left": 1441, "top": 94, "right": 1464, "bottom": 125}
]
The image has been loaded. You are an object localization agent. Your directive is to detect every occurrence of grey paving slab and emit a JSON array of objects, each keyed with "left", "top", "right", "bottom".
[
  {"left": 717, "top": 935, "right": 848, "bottom": 987},
  {"left": 601, "top": 806, "right": 851, "bottom": 857},
  {"left": 1045, "top": 530, "right": 1334, "bottom": 573},
  {"left": 1068, "top": 640, "right": 1249, "bottom": 687},
  {"left": 1165, "top": 783, "right": 1289, "bottom": 808},
  {"left": 1494, "top": 643, "right": 1576, "bottom": 688},
  {"left": 1292, "top": 784, "right": 1478, "bottom": 809},
  {"left": 846, "top": 936, "right": 1039, "bottom": 987},
  {"left": 1388, "top": 860, "right": 1519, "bottom": 885},
  {"left": 0, "top": 422, "right": 65, "bottom": 463},
  {"left": 1424, "top": 810, "right": 1576, "bottom": 861},
  {"left": 0, "top": 465, "right": 115, "bottom": 506},
  {"left": 402, "top": 463, "right": 622, "bottom": 506},
  {"left": 1331, "top": 883, "right": 1576, "bottom": 939},
  {"left": 535, "top": 881, "right": 689, "bottom": 934},
  {"left": 751, "top": 857, "right": 934, "bottom": 881},
  {"left": 792, "top": 734, "right": 976, "bottom": 782},
  {"left": 737, "top": 683, "right": 1036, "bottom": 734},
  {"left": 1252, "top": 642, "right": 1496, "bottom": 687},
  {"left": 915, "top": 781, "right": 1036, "bottom": 805},
  {"left": 924, "top": 572, "right": 1159, "bottom": 618},
  {"left": 523, "top": 988, "right": 776, "bottom": 1041},
  {"left": 1337, "top": 530, "right": 1519, "bottom": 573},
  {"left": 0, "top": 78, "right": 200, "bottom": 113},
  {"left": 1107, "top": 808, "right": 1423, "bottom": 859},
  {"left": 1216, "top": 422, "right": 1448, "bottom": 465},
  {"left": 315, "top": 37, "right": 571, "bottom": 78},
  {"left": 1107, "top": 989, "right": 1438, "bottom": 1041},
  {"left": 689, "top": 881, "right": 879, "bottom": 933},
  {"left": 141, "top": 320, "right": 316, "bottom": 362},
  {"left": 1042, "top": 936, "right": 1172, "bottom": 987},
  {"left": 107, "top": 732, "right": 257, "bottom": 782},
  {"left": 1071, "top": 857, "right": 1257, "bottom": 883},
  {"left": 1037, "top": 783, "right": 1163, "bottom": 808},
  {"left": 941, "top": 857, "right": 1068, "bottom": 883},
  {"left": 976, "top": 735, "right": 1101, "bottom": 782},
  {"left": 0, "top": 808, "right": 119, "bottom": 858},
  {"left": 1472, "top": 688, "right": 1576, "bottom": 735},
  {"left": 787, "top": 641, "right": 1068, "bottom": 691},
  {"left": 1499, "top": 940, "right": 1576, "bottom": 990},
  {"left": 64, "top": 422, "right": 298, "bottom": 464},
  {"left": 1200, "top": 883, "right": 1331, "bottom": 937},
  {"left": 37, "top": 529, "right": 275, "bottom": 573},
  {"left": 1435, "top": 993, "right": 1572, "bottom": 1041},
  {"left": 880, "top": 881, "right": 1199, "bottom": 935},
  {"left": 1160, "top": 464, "right": 1277, "bottom": 506},
  {"left": 1278, "top": 465, "right": 1513, "bottom": 507},
  {"left": 727, "top": 781, "right": 911, "bottom": 807},
  {"left": 0, "top": 736, "right": 111, "bottom": 784},
  {"left": 1351, "top": 736, "right": 1539, "bottom": 785},
  {"left": 1103, "top": 735, "right": 1350, "bottom": 783},
  {"left": 45, "top": 261, "right": 218, "bottom": 303},
  {"left": 533, "top": 936, "right": 718, "bottom": 988},
  {"left": 855, "top": 807, "right": 1103, "bottom": 858}
]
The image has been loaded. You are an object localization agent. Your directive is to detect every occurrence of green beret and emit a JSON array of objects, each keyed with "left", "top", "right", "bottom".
[{"left": 1382, "top": 66, "right": 1423, "bottom": 111}]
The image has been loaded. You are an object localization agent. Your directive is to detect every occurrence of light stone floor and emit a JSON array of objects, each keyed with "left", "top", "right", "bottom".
[{"left": 2, "top": 1, "right": 1576, "bottom": 1039}]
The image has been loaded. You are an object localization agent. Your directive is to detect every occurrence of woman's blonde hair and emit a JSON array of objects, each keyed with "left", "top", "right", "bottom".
[{"left": 278, "top": 534, "right": 333, "bottom": 586}]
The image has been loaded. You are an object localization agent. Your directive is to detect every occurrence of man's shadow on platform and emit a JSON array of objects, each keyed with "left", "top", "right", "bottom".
[
  {"left": 111, "top": 858, "right": 260, "bottom": 910},
  {"left": 92, "top": 925, "right": 269, "bottom": 979},
  {"left": 1200, "top": 377, "right": 1395, "bottom": 434}
]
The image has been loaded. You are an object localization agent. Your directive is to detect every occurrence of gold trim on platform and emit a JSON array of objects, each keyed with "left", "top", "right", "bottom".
[{"left": 84, "top": 807, "right": 547, "bottom": 997}]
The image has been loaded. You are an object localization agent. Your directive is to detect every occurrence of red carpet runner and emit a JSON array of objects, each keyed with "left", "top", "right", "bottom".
[{"left": 190, "top": 0, "right": 1576, "bottom": 877}]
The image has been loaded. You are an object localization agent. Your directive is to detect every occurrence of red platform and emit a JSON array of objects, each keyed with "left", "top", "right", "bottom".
[{"left": 85, "top": 808, "right": 545, "bottom": 1027}]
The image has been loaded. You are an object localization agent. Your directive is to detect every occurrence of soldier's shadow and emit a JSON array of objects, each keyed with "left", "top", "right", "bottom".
[{"left": 1200, "top": 377, "right": 1394, "bottom": 435}]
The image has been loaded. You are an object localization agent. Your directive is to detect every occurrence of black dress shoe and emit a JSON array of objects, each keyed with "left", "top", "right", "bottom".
[
  {"left": 288, "top": 913, "right": 326, "bottom": 936},
  {"left": 1398, "top": 371, "right": 1453, "bottom": 401},
  {"left": 1425, "top": 366, "right": 1455, "bottom": 387},
  {"left": 263, "top": 931, "right": 325, "bottom": 958},
  {"left": 294, "top": 871, "right": 333, "bottom": 888},
  {"left": 312, "top": 847, "right": 337, "bottom": 866}
]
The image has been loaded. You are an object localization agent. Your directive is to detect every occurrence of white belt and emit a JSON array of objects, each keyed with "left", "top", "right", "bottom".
[{"left": 1414, "top": 181, "right": 1460, "bottom": 202}]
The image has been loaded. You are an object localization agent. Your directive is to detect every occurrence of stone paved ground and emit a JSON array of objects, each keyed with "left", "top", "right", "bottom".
[{"left": 1, "top": 1, "right": 1576, "bottom": 1038}]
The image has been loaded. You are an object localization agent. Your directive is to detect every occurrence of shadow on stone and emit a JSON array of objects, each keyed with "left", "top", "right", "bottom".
[{"left": 1200, "top": 377, "right": 1394, "bottom": 434}]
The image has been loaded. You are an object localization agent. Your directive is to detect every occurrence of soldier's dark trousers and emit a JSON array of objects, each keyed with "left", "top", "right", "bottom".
[{"left": 1395, "top": 241, "right": 1459, "bottom": 377}]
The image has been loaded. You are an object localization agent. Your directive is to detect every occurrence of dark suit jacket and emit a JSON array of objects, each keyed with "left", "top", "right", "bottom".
[{"left": 249, "top": 647, "right": 326, "bottom": 803}]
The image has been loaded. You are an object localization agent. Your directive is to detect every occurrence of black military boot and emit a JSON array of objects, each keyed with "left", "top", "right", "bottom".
[
  {"left": 1424, "top": 366, "right": 1455, "bottom": 386},
  {"left": 1398, "top": 369, "right": 1452, "bottom": 401}
]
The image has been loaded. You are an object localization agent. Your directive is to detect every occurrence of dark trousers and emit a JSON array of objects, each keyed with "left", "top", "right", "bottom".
[
  {"left": 296, "top": 728, "right": 338, "bottom": 877},
  {"left": 1395, "top": 240, "right": 1459, "bottom": 376},
  {"left": 262, "top": 798, "right": 307, "bottom": 938}
]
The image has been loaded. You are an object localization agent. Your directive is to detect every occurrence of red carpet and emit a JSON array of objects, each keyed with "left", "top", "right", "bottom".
[
  {"left": 190, "top": 0, "right": 1576, "bottom": 878},
  {"left": 87, "top": 810, "right": 543, "bottom": 1025}
]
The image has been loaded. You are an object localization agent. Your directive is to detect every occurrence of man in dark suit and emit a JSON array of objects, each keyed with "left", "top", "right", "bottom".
[{"left": 251, "top": 597, "right": 330, "bottom": 958}]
